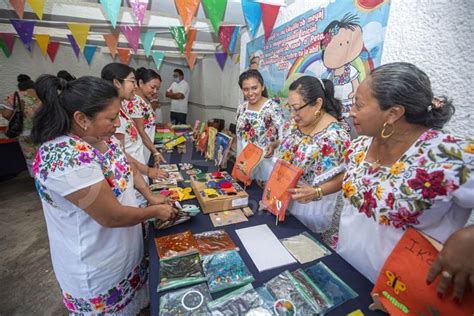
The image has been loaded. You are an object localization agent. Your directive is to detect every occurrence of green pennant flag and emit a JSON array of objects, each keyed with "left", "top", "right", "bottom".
[
  {"left": 140, "top": 31, "right": 155, "bottom": 57},
  {"left": 201, "top": 0, "right": 228, "bottom": 35},
  {"left": 169, "top": 26, "right": 187, "bottom": 54},
  {"left": 151, "top": 50, "right": 165, "bottom": 71}
]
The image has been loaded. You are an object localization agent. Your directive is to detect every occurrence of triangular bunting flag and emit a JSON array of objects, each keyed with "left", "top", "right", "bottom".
[
  {"left": 67, "top": 34, "right": 80, "bottom": 57},
  {"left": 10, "top": 19, "right": 35, "bottom": 50},
  {"left": 241, "top": 0, "right": 262, "bottom": 38},
  {"left": 0, "top": 39, "right": 10, "bottom": 57},
  {"left": 234, "top": 54, "right": 240, "bottom": 64},
  {"left": 9, "top": 0, "right": 26, "bottom": 19},
  {"left": 100, "top": 0, "right": 122, "bottom": 28},
  {"left": 228, "top": 26, "right": 240, "bottom": 54},
  {"left": 185, "top": 28, "right": 196, "bottom": 53},
  {"left": 128, "top": 0, "right": 148, "bottom": 26},
  {"left": 185, "top": 51, "right": 197, "bottom": 70},
  {"left": 169, "top": 26, "right": 187, "bottom": 53},
  {"left": 68, "top": 23, "right": 89, "bottom": 53},
  {"left": 201, "top": 0, "right": 227, "bottom": 35},
  {"left": 215, "top": 52, "right": 227, "bottom": 71},
  {"left": 83, "top": 45, "right": 97, "bottom": 65},
  {"left": 120, "top": 25, "right": 140, "bottom": 54},
  {"left": 140, "top": 31, "right": 155, "bottom": 57},
  {"left": 218, "top": 25, "right": 234, "bottom": 54},
  {"left": 0, "top": 33, "right": 16, "bottom": 57},
  {"left": 151, "top": 50, "right": 165, "bottom": 71},
  {"left": 35, "top": 34, "right": 49, "bottom": 56},
  {"left": 174, "top": 0, "right": 201, "bottom": 31},
  {"left": 260, "top": 3, "right": 280, "bottom": 41},
  {"left": 103, "top": 33, "right": 120, "bottom": 58},
  {"left": 27, "top": 0, "right": 45, "bottom": 20},
  {"left": 47, "top": 41, "right": 60, "bottom": 62},
  {"left": 117, "top": 47, "right": 131, "bottom": 64}
]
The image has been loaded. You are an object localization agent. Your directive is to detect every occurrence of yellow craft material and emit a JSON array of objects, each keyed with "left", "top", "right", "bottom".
[
  {"left": 164, "top": 136, "right": 186, "bottom": 150},
  {"left": 347, "top": 309, "right": 364, "bottom": 316}
]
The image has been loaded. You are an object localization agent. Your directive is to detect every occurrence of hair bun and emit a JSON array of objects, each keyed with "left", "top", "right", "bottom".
[
  {"left": 17, "top": 74, "right": 31, "bottom": 83},
  {"left": 57, "top": 77, "right": 69, "bottom": 92}
]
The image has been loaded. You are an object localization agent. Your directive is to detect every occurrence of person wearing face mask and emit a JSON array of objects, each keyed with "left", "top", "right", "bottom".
[
  {"left": 166, "top": 68, "right": 190, "bottom": 125},
  {"left": 125, "top": 67, "right": 165, "bottom": 165}
]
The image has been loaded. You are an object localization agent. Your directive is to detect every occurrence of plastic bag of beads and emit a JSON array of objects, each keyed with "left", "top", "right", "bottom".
[
  {"left": 194, "top": 230, "right": 238, "bottom": 255},
  {"left": 265, "top": 270, "right": 317, "bottom": 315},
  {"left": 159, "top": 283, "right": 212, "bottom": 315},
  {"left": 201, "top": 250, "right": 254, "bottom": 293},
  {"left": 207, "top": 284, "right": 273, "bottom": 316},
  {"left": 255, "top": 286, "right": 277, "bottom": 312},
  {"left": 305, "top": 262, "right": 358, "bottom": 309},
  {"left": 158, "top": 252, "right": 206, "bottom": 292},
  {"left": 291, "top": 269, "right": 333, "bottom": 313},
  {"left": 154, "top": 230, "right": 199, "bottom": 260}
]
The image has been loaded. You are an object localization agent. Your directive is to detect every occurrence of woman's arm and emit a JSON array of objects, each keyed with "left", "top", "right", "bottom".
[
  {"left": 132, "top": 117, "right": 160, "bottom": 160},
  {"left": 288, "top": 173, "right": 344, "bottom": 203},
  {"left": 129, "top": 160, "right": 168, "bottom": 205},
  {"left": 65, "top": 179, "right": 177, "bottom": 227}
]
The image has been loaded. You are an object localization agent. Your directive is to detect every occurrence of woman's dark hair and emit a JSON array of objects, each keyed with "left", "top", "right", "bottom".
[
  {"left": 31, "top": 75, "right": 118, "bottom": 144},
  {"left": 173, "top": 68, "right": 184, "bottom": 77},
  {"left": 238, "top": 69, "right": 268, "bottom": 98},
  {"left": 369, "top": 62, "right": 454, "bottom": 129},
  {"left": 17, "top": 74, "right": 35, "bottom": 91},
  {"left": 57, "top": 70, "right": 76, "bottom": 82},
  {"left": 136, "top": 67, "right": 161, "bottom": 86},
  {"left": 289, "top": 75, "right": 342, "bottom": 119},
  {"left": 101, "top": 62, "right": 135, "bottom": 83}
]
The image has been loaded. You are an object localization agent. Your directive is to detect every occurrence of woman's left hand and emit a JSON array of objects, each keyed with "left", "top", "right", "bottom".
[
  {"left": 147, "top": 194, "right": 169, "bottom": 206},
  {"left": 147, "top": 167, "right": 168, "bottom": 180},
  {"left": 153, "top": 152, "right": 167, "bottom": 165},
  {"left": 288, "top": 185, "right": 315, "bottom": 204}
]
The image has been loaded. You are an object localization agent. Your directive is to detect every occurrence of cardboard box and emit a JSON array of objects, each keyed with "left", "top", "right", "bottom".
[{"left": 190, "top": 171, "right": 249, "bottom": 214}]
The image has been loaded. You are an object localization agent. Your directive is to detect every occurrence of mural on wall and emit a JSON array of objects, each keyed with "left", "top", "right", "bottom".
[{"left": 246, "top": 0, "right": 390, "bottom": 115}]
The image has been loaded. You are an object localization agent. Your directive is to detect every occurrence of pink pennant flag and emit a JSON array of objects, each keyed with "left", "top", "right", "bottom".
[
  {"left": 218, "top": 25, "right": 235, "bottom": 54},
  {"left": 10, "top": 19, "right": 35, "bottom": 51},
  {"left": 47, "top": 41, "right": 60, "bottom": 62},
  {"left": 120, "top": 24, "right": 141, "bottom": 54},
  {"left": 128, "top": 0, "right": 148, "bottom": 26},
  {"left": 9, "top": 0, "right": 26, "bottom": 19},
  {"left": 260, "top": 3, "right": 280, "bottom": 41},
  {"left": 0, "top": 33, "right": 16, "bottom": 56}
]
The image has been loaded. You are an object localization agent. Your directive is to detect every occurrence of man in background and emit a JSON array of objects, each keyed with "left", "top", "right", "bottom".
[{"left": 166, "top": 69, "right": 190, "bottom": 124}]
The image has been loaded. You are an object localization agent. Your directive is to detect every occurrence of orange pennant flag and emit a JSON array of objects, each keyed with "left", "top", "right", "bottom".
[
  {"left": 9, "top": 0, "right": 26, "bottom": 19},
  {"left": 185, "top": 28, "right": 197, "bottom": 53},
  {"left": 67, "top": 23, "right": 90, "bottom": 53},
  {"left": 175, "top": 0, "right": 201, "bottom": 31},
  {"left": 117, "top": 47, "right": 131, "bottom": 64},
  {"left": 103, "top": 32, "right": 120, "bottom": 58},
  {"left": 27, "top": 0, "right": 45, "bottom": 20},
  {"left": 35, "top": 34, "right": 49, "bottom": 56},
  {"left": 185, "top": 51, "right": 197, "bottom": 70}
]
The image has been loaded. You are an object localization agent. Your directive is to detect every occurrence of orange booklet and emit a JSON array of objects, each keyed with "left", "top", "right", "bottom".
[
  {"left": 371, "top": 228, "right": 474, "bottom": 315},
  {"left": 231, "top": 143, "right": 265, "bottom": 187},
  {"left": 261, "top": 159, "right": 303, "bottom": 222}
]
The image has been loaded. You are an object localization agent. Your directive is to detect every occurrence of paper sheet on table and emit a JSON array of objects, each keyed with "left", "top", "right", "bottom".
[{"left": 235, "top": 224, "right": 296, "bottom": 272}]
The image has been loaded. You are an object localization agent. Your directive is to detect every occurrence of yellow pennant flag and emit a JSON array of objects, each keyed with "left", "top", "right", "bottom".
[
  {"left": 68, "top": 23, "right": 90, "bottom": 53},
  {"left": 35, "top": 34, "right": 49, "bottom": 56},
  {"left": 27, "top": 0, "right": 45, "bottom": 20}
]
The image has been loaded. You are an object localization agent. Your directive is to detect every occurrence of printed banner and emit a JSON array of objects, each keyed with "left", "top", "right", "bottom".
[{"left": 245, "top": 0, "right": 390, "bottom": 115}]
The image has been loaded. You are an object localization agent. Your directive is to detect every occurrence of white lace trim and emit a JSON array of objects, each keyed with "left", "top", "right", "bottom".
[{"left": 312, "top": 165, "right": 345, "bottom": 186}]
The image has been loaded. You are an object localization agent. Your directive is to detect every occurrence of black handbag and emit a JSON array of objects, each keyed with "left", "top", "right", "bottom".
[{"left": 5, "top": 91, "right": 24, "bottom": 138}]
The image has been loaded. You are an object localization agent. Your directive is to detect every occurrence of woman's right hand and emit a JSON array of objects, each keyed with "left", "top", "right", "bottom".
[
  {"left": 264, "top": 142, "right": 278, "bottom": 158},
  {"left": 147, "top": 167, "right": 169, "bottom": 179},
  {"left": 150, "top": 203, "right": 178, "bottom": 221}
]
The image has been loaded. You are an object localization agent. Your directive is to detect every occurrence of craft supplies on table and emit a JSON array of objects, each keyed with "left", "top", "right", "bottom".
[
  {"left": 281, "top": 231, "right": 331, "bottom": 264},
  {"left": 194, "top": 230, "right": 238, "bottom": 255},
  {"left": 209, "top": 209, "right": 248, "bottom": 227},
  {"left": 159, "top": 283, "right": 212, "bottom": 315},
  {"left": 154, "top": 230, "right": 199, "bottom": 260},
  {"left": 158, "top": 252, "right": 206, "bottom": 292}
]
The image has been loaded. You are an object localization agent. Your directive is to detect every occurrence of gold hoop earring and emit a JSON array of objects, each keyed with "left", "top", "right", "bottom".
[{"left": 381, "top": 122, "right": 394, "bottom": 139}]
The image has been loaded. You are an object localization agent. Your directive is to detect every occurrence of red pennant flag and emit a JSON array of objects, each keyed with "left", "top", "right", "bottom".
[
  {"left": 47, "top": 41, "right": 60, "bottom": 62},
  {"left": 0, "top": 33, "right": 16, "bottom": 56},
  {"left": 103, "top": 32, "right": 120, "bottom": 58},
  {"left": 260, "top": 3, "right": 280, "bottom": 41},
  {"left": 9, "top": 0, "right": 26, "bottom": 19},
  {"left": 218, "top": 25, "right": 235, "bottom": 54},
  {"left": 117, "top": 47, "right": 131, "bottom": 64},
  {"left": 185, "top": 51, "right": 197, "bottom": 70},
  {"left": 185, "top": 28, "right": 197, "bottom": 53}
]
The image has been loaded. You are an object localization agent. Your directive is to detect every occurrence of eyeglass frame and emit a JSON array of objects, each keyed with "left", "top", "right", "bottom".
[
  {"left": 121, "top": 78, "right": 137, "bottom": 85},
  {"left": 287, "top": 101, "right": 312, "bottom": 114}
]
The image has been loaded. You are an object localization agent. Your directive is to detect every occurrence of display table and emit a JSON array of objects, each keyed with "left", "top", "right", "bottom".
[{"left": 148, "top": 142, "right": 383, "bottom": 315}]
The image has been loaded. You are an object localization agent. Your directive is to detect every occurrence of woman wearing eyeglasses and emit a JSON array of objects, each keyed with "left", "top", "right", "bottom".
[
  {"left": 265, "top": 76, "right": 351, "bottom": 236},
  {"left": 236, "top": 69, "right": 285, "bottom": 183}
]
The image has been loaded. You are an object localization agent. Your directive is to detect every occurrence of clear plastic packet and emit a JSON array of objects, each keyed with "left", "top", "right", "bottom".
[
  {"left": 290, "top": 269, "right": 333, "bottom": 314},
  {"left": 304, "top": 262, "right": 358, "bottom": 309},
  {"left": 158, "top": 252, "right": 206, "bottom": 292},
  {"left": 159, "top": 283, "right": 212, "bottom": 315},
  {"left": 194, "top": 230, "right": 238, "bottom": 255},
  {"left": 207, "top": 284, "right": 273, "bottom": 316},
  {"left": 280, "top": 232, "right": 331, "bottom": 264},
  {"left": 154, "top": 210, "right": 191, "bottom": 230},
  {"left": 202, "top": 250, "right": 254, "bottom": 293},
  {"left": 265, "top": 271, "right": 316, "bottom": 315},
  {"left": 255, "top": 286, "right": 277, "bottom": 312},
  {"left": 154, "top": 230, "right": 199, "bottom": 260}
]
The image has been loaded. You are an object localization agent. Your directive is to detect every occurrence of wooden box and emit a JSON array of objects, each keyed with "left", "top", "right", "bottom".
[{"left": 190, "top": 171, "right": 249, "bottom": 214}]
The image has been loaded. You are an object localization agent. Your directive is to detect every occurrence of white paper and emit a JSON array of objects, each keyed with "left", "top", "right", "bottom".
[
  {"left": 231, "top": 197, "right": 248, "bottom": 207},
  {"left": 235, "top": 224, "right": 296, "bottom": 272}
]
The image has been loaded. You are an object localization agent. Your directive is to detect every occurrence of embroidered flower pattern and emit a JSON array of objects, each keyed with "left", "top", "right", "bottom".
[
  {"left": 275, "top": 122, "right": 350, "bottom": 185},
  {"left": 342, "top": 130, "right": 474, "bottom": 230},
  {"left": 126, "top": 95, "right": 156, "bottom": 130},
  {"left": 119, "top": 109, "right": 139, "bottom": 143}
]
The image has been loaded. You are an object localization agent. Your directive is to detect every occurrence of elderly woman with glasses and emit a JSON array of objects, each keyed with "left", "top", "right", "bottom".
[{"left": 265, "top": 76, "right": 351, "bottom": 236}]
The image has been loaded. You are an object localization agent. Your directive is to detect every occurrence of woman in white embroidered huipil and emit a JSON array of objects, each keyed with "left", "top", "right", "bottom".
[
  {"left": 236, "top": 69, "right": 285, "bottom": 182},
  {"left": 31, "top": 75, "right": 177, "bottom": 315},
  {"left": 266, "top": 76, "right": 351, "bottom": 234},
  {"left": 337, "top": 62, "right": 474, "bottom": 299}
]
